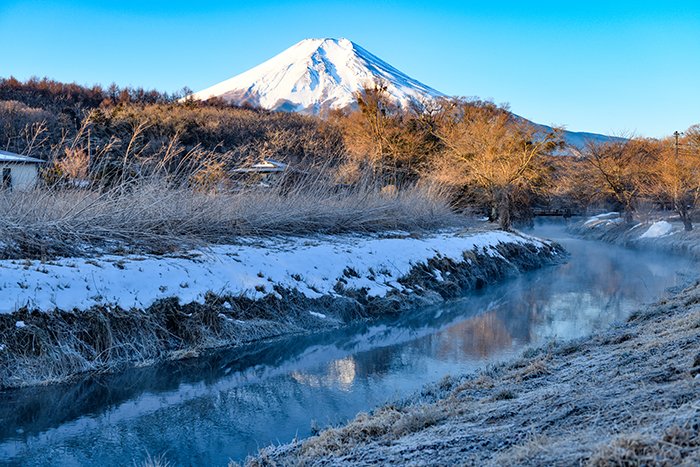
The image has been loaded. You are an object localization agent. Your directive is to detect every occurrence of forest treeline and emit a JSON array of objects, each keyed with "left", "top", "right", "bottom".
[{"left": 1, "top": 76, "right": 699, "bottom": 231}]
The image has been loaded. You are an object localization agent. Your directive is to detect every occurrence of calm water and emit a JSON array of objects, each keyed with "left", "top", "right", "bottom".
[{"left": 0, "top": 222, "right": 696, "bottom": 466}]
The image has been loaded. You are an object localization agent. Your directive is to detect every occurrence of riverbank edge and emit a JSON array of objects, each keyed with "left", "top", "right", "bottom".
[
  {"left": 246, "top": 277, "right": 700, "bottom": 466},
  {"left": 0, "top": 230, "right": 564, "bottom": 390},
  {"left": 568, "top": 214, "right": 700, "bottom": 259}
]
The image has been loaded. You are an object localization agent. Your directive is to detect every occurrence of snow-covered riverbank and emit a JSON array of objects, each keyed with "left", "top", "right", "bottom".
[
  {"left": 569, "top": 213, "right": 700, "bottom": 259},
  {"left": 0, "top": 229, "right": 563, "bottom": 389},
  {"left": 0, "top": 229, "right": 555, "bottom": 315}
]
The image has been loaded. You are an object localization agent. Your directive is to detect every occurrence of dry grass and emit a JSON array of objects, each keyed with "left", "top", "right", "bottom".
[
  {"left": 0, "top": 178, "right": 462, "bottom": 260},
  {"left": 299, "top": 405, "right": 448, "bottom": 460},
  {"left": 510, "top": 355, "right": 551, "bottom": 382},
  {"left": 588, "top": 420, "right": 700, "bottom": 466},
  {"left": 1, "top": 107, "right": 463, "bottom": 260}
]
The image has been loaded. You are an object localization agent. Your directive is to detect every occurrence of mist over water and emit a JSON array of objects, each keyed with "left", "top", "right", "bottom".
[{"left": 0, "top": 221, "right": 696, "bottom": 466}]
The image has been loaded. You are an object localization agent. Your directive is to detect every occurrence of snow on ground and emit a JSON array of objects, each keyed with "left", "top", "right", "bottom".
[
  {"left": 0, "top": 230, "right": 549, "bottom": 315},
  {"left": 640, "top": 221, "right": 674, "bottom": 239},
  {"left": 583, "top": 212, "right": 622, "bottom": 227}
]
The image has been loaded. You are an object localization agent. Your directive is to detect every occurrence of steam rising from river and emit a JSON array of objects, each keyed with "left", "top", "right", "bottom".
[{"left": 0, "top": 221, "right": 696, "bottom": 466}]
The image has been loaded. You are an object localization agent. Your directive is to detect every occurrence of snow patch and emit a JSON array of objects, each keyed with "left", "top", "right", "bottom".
[
  {"left": 640, "top": 221, "right": 673, "bottom": 239},
  {"left": 583, "top": 212, "right": 620, "bottom": 226},
  {"left": 0, "top": 230, "right": 549, "bottom": 315}
]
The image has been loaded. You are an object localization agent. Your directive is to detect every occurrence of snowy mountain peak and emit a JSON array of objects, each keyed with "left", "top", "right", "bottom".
[
  {"left": 190, "top": 38, "right": 444, "bottom": 114},
  {"left": 190, "top": 38, "right": 617, "bottom": 149}
]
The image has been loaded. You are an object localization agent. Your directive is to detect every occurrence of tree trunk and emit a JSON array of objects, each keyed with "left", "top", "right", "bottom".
[
  {"left": 489, "top": 205, "right": 498, "bottom": 223},
  {"left": 498, "top": 190, "right": 513, "bottom": 231},
  {"left": 677, "top": 203, "right": 693, "bottom": 231},
  {"left": 623, "top": 206, "right": 634, "bottom": 224}
]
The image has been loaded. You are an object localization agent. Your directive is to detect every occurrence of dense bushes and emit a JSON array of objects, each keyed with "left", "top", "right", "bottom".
[
  {"left": 86, "top": 102, "right": 345, "bottom": 169},
  {"left": 0, "top": 77, "right": 345, "bottom": 173}
]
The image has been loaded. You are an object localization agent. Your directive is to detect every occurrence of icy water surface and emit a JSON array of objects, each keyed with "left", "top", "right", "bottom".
[{"left": 0, "top": 222, "right": 696, "bottom": 466}]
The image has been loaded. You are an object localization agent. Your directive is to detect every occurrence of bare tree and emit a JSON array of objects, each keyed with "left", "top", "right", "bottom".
[
  {"left": 651, "top": 129, "right": 700, "bottom": 230},
  {"left": 580, "top": 138, "right": 657, "bottom": 224},
  {"left": 337, "top": 82, "right": 438, "bottom": 185},
  {"left": 433, "top": 99, "right": 560, "bottom": 230}
]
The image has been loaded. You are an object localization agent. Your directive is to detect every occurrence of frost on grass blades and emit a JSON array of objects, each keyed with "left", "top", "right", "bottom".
[
  {"left": 250, "top": 278, "right": 700, "bottom": 466},
  {"left": 0, "top": 178, "right": 460, "bottom": 261},
  {"left": 3, "top": 14, "right": 697, "bottom": 466}
]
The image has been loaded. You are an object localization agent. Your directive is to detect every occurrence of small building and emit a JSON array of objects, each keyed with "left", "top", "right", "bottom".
[
  {"left": 0, "top": 150, "right": 44, "bottom": 191},
  {"left": 232, "top": 159, "right": 288, "bottom": 185}
]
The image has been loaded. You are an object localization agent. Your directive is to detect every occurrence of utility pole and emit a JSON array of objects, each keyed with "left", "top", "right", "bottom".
[{"left": 674, "top": 130, "right": 683, "bottom": 160}]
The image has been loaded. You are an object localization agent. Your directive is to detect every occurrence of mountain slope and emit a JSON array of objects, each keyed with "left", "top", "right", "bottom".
[
  {"left": 190, "top": 37, "right": 617, "bottom": 149},
  {"left": 190, "top": 38, "right": 443, "bottom": 114}
]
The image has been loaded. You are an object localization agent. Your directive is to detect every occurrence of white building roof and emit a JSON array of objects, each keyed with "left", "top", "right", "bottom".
[
  {"left": 233, "top": 159, "right": 288, "bottom": 173},
  {"left": 0, "top": 150, "right": 45, "bottom": 164}
]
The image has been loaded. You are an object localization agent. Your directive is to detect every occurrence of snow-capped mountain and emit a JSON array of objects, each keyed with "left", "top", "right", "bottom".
[
  {"left": 190, "top": 37, "right": 616, "bottom": 149},
  {"left": 190, "top": 38, "right": 443, "bottom": 114}
]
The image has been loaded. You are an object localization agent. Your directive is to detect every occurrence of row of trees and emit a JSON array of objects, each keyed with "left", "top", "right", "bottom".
[
  {"left": 335, "top": 84, "right": 700, "bottom": 231},
  {"left": 334, "top": 85, "right": 561, "bottom": 229},
  {"left": 0, "top": 76, "right": 179, "bottom": 111},
  {"left": 569, "top": 129, "right": 700, "bottom": 230},
  {"left": 2, "top": 77, "right": 698, "bottom": 231}
]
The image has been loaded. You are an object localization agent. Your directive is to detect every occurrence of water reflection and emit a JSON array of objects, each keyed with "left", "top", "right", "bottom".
[
  {"left": 0, "top": 223, "right": 696, "bottom": 466},
  {"left": 437, "top": 312, "right": 514, "bottom": 359},
  {"left": 291, "top": 357, "right": 357, "bottom": 390}
]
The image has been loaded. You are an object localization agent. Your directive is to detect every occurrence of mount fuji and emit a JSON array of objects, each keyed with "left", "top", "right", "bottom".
[
  {"left": 190, "top": 38, "right": 443, "bottom": 114},
  {"left": 190, "top": 38, "right": 614, "bottom": 148}
]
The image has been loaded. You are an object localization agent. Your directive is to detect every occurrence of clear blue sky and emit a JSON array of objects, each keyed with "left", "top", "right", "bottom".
[{"left": 1, "top": 0, "right": 698, "bottom": 137}]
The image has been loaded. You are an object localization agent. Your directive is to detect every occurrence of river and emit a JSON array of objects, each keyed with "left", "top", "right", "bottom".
[{"left": 0, "top": 222, "right": 696, "bottom": 466}]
